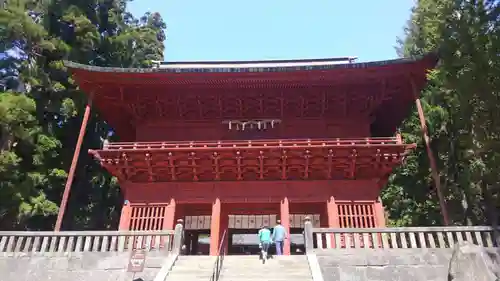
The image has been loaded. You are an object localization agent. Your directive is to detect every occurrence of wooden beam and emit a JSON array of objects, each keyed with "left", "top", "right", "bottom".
[
  {"left": 218, "top": 95, "right": 223, "bottom": 119},
  {"left": 299, "top": 96, "right": 305, "bottom": 117},
  {"left": 122, "top": 153, "right": 130, "bottom": 181},
  {"left": 145, "top": 153, "right": 154, "bottom": 182},
  {"left": 349, "top": 149, "right": 357, "bottom": 179},
  {"left": 168, "top": 152, "right": 177, "bottom": 181},
  {"left": 236, "top": 151, "right": 243, "bottom": 180},
  {"left": 303, "top": 149, "right": 310, "bottom": 179},
  {"left": 197, "top": 95, "right": 203, "bottom": 119},
  {"left": 191, "top": 152, "right": 199, "bottom": 181},
  {"left": 211, "top": 152, "right": 220, "bottom": 180},
  {"left": 281, "top": 149, "right": 287, "bottom": 180},
  {"left": 258, "top": 151, "right": 264, "bottom": 180},
  {"left": 55, "top": 93, "right": 93, "bottom": 231},
  {"left": 410, "top": 77, "right": 450, "bottom": 226},
  {"left": 327, "top": 149, "right": 333, "bottom": 179}
]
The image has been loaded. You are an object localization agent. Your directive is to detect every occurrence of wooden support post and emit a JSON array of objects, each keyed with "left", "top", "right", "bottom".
[
  {"left": 220, "top": 210, "right": 229, "bottom": 253},
  {"left": 374, "top": 197, "right": 386, "bottom": 227},
  {"left": 54, "top": 94, "right": 93, "bottom": 231},
  {"left": 326, "top": 196, "right": 339, "bottom": 227},
  {"left": 209, "top": 198, "right": 221, "bottom": 256},
  {"left": 118, "top": 200, "right": 132, "bottom": 230},
  {"left": 164, "top": 198, "right": 176, "bottom": 230},
  {"left": 411, "top": 80, "right": 450, "bottom": 225},
  {"left": 280, "top": 197, "right": 290, "bottom": 255},
  {"left": 326, "top": 196, "right": 339, "bottom": 247}
]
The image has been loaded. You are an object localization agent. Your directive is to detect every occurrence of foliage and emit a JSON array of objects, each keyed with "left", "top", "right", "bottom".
[
  {"left": 0, "top": 0, "right": 166, "bottom": 230},
  {"left": 383, "top": 0, "right": 500, "bottom": 226}
]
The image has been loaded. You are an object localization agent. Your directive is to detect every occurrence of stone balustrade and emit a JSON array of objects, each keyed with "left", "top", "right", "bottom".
[
  {"left": 0, "top": 230, "right": 178, "bottom": 254},
  {"left": 304, "top": 223, "right": 500, "bottom": 251}
]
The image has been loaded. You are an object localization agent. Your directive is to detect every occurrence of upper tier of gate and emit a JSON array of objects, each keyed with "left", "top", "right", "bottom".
[
  {"left": 89, "top": 136, "right": 413, "bottom": 183},
  {"left": 65, "top": 54, "right": 437, "bottom": 140}
]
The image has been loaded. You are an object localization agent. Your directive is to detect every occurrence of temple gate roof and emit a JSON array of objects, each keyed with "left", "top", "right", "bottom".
[{"left": 65, "top": 54, "right": 438, "bottom": 140}]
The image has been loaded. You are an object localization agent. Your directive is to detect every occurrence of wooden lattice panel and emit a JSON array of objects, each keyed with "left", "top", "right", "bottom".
[
  {"left": 129, "top": 204, "right": 167, "bottom": 231},
  {"left": 184, "top": 216, "right": 211, "bottom": 230},
  {"left": 337, "top": 203, "right": 376, "bottom": 228},
  {"left": 228, "top": 215, "right": 277, "bottom": 229},
  {"left": 337, "top": 203, "right": 376, "bottom": 248},
  {"left": 289, "top": 214, "right": 321, "bottom": 228}
]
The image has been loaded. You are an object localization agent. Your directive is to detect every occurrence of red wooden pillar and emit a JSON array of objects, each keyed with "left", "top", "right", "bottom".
[
  {"left": 374, "top": 197, "right": 386, "bottom": 227},
  {"left": 326, "top": 196, "right": 339, "bottom": 227},
  {"left": 220, "top": 210, "right": 229, "bottom": 253},
  {"left": 280, "top": 197, "right": 290, "bottom": 255},
  {"left": 118, "top": 200, "right": 132, "bottom": 230},
  {"left": 326, "top": 196, "right": 339, "bottom": 247},
  {"left": 55, "top": 93, "right": 93, "bottom": 231},
  {"left": 209, "top": 198, "right": 221, "bottom": 256},
  {"left": 164, "top": 198, "right": 176, "bottom": 230}
]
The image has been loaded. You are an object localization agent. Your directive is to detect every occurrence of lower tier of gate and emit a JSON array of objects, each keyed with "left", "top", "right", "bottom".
[{"left": 118, "top": 180, "right": 387, "bottom": 255}]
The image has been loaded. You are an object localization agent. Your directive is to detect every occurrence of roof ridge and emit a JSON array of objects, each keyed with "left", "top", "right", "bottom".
[{"left": 63, "top": 54, "right": 437, "bottom": 74}]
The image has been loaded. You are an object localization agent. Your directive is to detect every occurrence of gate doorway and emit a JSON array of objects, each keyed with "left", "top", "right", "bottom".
[
  {"left": 227, "top": 214, "right": 277, "bottom": 255},
  {"left": 228, "top": 228, "right": 277, "bottom": 255},
  {"left": 183, "top": 215, "right": 211, "bottom": 255},
  {"left": 184, "top": 230, "right": 210, "bottom": 255}
]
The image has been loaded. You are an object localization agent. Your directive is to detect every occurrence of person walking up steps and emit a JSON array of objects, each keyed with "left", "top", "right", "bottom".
[
  {"left": 258, "top": 224, "right": 272, "bottom": 262},
  {"left": 272, "top": 220, "right": 287, "bottom": 255}
]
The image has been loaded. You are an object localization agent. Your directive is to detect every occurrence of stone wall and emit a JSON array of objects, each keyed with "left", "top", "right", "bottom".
[
  {"left": 0, "top": 251, "right": 170, "bottom": 281},
  {"left": 315, "top": 247, "right": 499, "bottom": 281}
]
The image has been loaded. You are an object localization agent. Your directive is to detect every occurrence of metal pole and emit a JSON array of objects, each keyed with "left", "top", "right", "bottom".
[
  {"left": 411, "top": 80, "right": 450, "bottom": 225},
  {"left": 54, "top": 94, "right": 93, "bottom": 231}
]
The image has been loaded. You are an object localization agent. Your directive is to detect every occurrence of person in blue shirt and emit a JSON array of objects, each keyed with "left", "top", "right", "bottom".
[
  {"left": 258, "top": 224, "right": 272, "bottom": 260},
  {"left": 272, "top": 220, "right": 287, "bottom": 255}
]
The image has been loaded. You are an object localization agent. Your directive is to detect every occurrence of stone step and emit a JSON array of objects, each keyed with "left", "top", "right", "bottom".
[
  {"left": 168, "top": 267, "right": 212, "bottom": 271},
  {"left": 167, "top": 272, "right": 214, "bottom": 279},
  {"left": 167, "top": 255, "right": 311, "bottom": 281},
  {"left": 221, "top": 268, "right": 310, "bottom": 275},
  {"left": 173, "top": 262, "right": 215, "bottom": 267},
  {"left": 220, "top": 273, "right": 311, "bottom": 278},
  {"left": 221, "top": 276, "right": 312, "bottom": 281}
]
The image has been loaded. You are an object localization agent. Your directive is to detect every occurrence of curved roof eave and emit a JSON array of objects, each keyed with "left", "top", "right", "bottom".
[{"left": 63, "top": 53, "right": 438, "bottom": 75}]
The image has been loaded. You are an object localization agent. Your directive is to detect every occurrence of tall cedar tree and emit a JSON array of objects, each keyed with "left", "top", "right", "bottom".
[
  {"left": 0, "top": 0, "right": 166, "bottom": 230},
  {"left": 384, "top": 0, "right": 500, "bottom": 226}
]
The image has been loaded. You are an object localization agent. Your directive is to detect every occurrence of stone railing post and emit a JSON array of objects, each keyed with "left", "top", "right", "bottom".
[
  {"left": 172, "top": 219, "right": 184, "bottom": 254},
  {"left": 304, "top": 216, "right": 314, "bottom": 253}
]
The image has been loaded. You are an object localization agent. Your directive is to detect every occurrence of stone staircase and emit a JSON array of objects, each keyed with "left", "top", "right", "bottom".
[
  {"left": 166, "top": 256, "right": 216, "bottom": 280},
  {"left": 166, "top": 255, "right": 313, "bottom": 281}
]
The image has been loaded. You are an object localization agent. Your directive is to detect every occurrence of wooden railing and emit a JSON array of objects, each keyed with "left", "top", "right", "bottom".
[
  {"left": 303, "top": 218, "right": 499, "bottom": 251},
  {"left": 103, "top": 136, "right": 402, "bottom": 151},
  {"left": 0, "top": 230, "right": 179, "bottom": 254}
]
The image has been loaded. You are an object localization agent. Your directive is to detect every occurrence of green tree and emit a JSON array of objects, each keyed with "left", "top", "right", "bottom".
[
  {"left": 0, "top": 0, "right": 166, "bottom": 230},
  {"left": 383, "top": 0, "right": 500, "bottom": 226}
]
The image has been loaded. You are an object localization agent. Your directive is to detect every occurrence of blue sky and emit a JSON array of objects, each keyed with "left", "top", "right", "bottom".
[{"left": 128, "top": 0, "right": 414, "bottom": 63}]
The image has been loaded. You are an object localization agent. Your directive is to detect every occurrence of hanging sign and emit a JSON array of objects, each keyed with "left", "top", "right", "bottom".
[{"left": 127, "top": 249, "right": 146, "bottom": 272}]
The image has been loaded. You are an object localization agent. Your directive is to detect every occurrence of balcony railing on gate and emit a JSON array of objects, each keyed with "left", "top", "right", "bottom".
[
  {"left": 303, "top": 223, "right": 500, "bottom": 251},
  {"left": 103, "top": 136, "right": 403, "bottom": 151},
  {"left": 0, "top": 230, "right": 176, "bottom": 254}
]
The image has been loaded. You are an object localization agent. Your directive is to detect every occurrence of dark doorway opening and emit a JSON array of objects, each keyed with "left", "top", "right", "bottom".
[
  {"left": 226, "top": 228, "right": 305, "bottom": 255},
  {"left": 228, "top": 228, "right": 273, "bottom": 255},
  {"left": 289, "top": 228, "right": 306, "bottom": 255},
  {"left": 184, "top": 229, "right": 210, "bottom": 255}
]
